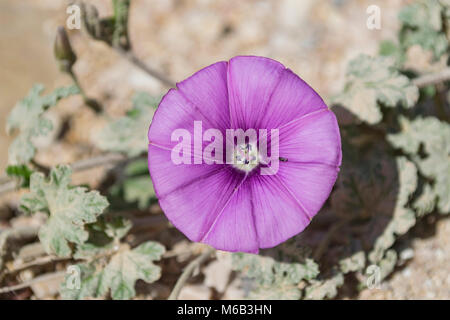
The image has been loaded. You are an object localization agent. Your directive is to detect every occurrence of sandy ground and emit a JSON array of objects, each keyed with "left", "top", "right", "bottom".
[{"left": 0, "top": 0, "right": 448, "bottom": 299}]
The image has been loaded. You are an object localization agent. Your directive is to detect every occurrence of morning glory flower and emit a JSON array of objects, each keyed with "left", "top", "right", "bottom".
[{"left": 148, "top": 56, "right": 341, "bottom": 253}]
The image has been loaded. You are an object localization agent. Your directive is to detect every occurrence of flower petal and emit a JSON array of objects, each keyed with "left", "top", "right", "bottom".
[
  {"left": 148, "top": 62, "right": 229, "bottom": 148},
  {"left": 276, "top": 162, "right": 339, "bottom": 218},
  {"left": 227, "top": 56, "right": 285, "bottom": 129},
  {"left": 249, "top": 174, "right": 311, "bottom": 249},
  {"left": 201, "top": 180, "right": 259, "bottom": 253},
  {"left": 259, "top": 68, "right": 328, "bottom": 129},
  {"left": 177, "top": 61, "right": 230, "bottom": 130},
  {"left": 149, "top": 145, "right": 245, "bottom": 242},
  {"left": 278, "top": 109, "right": 342, "bottom": 166}
]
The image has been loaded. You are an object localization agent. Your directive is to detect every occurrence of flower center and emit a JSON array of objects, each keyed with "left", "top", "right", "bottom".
[{"left": 232, "top": 142, "right": 259, "bottom": 173}]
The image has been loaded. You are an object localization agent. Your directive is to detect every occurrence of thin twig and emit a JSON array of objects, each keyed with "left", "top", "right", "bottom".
[
  {"left": 68, "top": 70, "right": 103, "bottom": 113},
  {"left": 30, "top": 159, "right": 50, "bottom": 175},
  {"left": 0, "top": 271, "right": 65, "bottom": 294},
  {"left": 413, "top": 67, "right": 450, "bottom": 88},
  {"left": 168, "top": 247, "right": 215, "bottom": 300},
  {"left": 70, "top": 153, "right": 126, "bottom": 172},
  {"left": 115, "top": 47, "right": 175, "bottom": 88},
  {"left": 4, "top": 256, "right": 68, "bottom": 276},
  {"left": 0, "top": 153, "right": 126, "bottom": 196},
  {"left": 0, "top": 226, "right": 40, "bottom": 275},
  {"left": 0, "top": 180, "right": 18, "bottom": 196}
]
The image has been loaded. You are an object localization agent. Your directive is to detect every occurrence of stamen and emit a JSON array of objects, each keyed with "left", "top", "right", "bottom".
[{"left": 232, "top": 142, "right": 260, "bottom": 172}]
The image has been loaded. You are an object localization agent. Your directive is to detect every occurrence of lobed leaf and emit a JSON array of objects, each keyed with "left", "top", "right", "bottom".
[
  {"left": 232, "top": 252, "right": 319, "bottom": 300},
  {"left": 20, "top": 165, "right": 109, "bottom": 257},
  {"left": 399, "top": 0, "right": 448, "bottom": 59},
  {"left": 388, "top": 116, "right": 450, "bottom": 214},
  {"left": 339, "top": 251, "right": 366, "bottom": 274},
  {"left": 108, "top": 159, "right": 156, "bottom": 210},
  {"left": 97, "top": 92, "right": 159, "bottom": 157},
  {"left": 7, "top": 85, "right": 79, "bottom": 164},
  {"left": 368, "top": 157, "right": 418, "bottom": 263},
  {"left": 61, "top": 241, "right": 165, "bottom": 300},
  {"left": 303, "top": 273, "right": 344, "bottom": 300},
  {"left": 6, "top": 164, "right": 34, "bottom": 188},
  {"left": 334, "top": 54, "right": 418, "bottom": 124}
]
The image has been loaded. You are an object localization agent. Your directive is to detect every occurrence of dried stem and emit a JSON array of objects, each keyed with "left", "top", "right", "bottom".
[
  {"left": 68, "top": 69, "right": 103, "bottom": 114},
  {"left": 0, "top": 153, "right": 126, "bottom": 197},
  {"left": 3, "top": 255, "right": 68, "bottom": 276},
  {"left": 30, "top": 159, "right": 50, "bottom": 175},
  {"left": 168, "top": 247, "right": 215, "bottom": 300},
  {"left": 0, "top": 226, "right": 40, "bottom": 274},
  {"left": 413, "top": 67, "right": 450, "bottom": 88},
  {"left": 0, "top": 271, "right": 65, "bottom": 294},
  {"left": 115, "top": 47, "right": 175, "bottom": 88}
]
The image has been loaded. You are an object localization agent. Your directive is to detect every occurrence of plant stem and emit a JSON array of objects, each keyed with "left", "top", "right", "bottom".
[
  {"left": 0, "top": 153, "right": 126, "bottom": 196},
  {"left": 413, "top": 67, "right": 450, "bottom": 88},
  {"left": 168, "top": 247, "right": 215, "bottom": 300},
  {"left": 68, "top": 69, "right": 103, "bottom": 113},
  {"left": 0, "top": 226, "right": 40, "bottom": 275},
  {"left": 0, "top": 271, "right": 65, "bottom": 294},
  {"left": 115, "top": 47, "right": 175, "bottom": 87},
  {"left": 30, "top": 159, "right": 50, "bottom": 175}
]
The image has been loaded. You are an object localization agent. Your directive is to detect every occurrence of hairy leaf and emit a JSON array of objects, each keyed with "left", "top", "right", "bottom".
[
  {"left": 97, "top": 92, "right": 159, "bottom": 157},
  {"left": 388, "top": 116, "right": 450, "bottom": 214},
  {"left": 74, "top": 215, "right": 132, "bottom": 260},
  {"left": 232, "top": 252, "right": 319, "bottom": 300},
  {"left": 122, "top": 177, "right": 155, "bottom": 210},
  {"left": 20, "top": 166, "right": 109, "bottom": 257},
  {"left": 369, "top": 157, "right": 418, "bottom": 263},
  {"left": 109, "top": 159, "right": 155, "bottom": 210},
  {"left": 399, "top": 0, "right": 448, "bottom": 59},
  {"left": 304, "top": 273, "right": 344, "bottom": 300},
  {"left": 340, "top": 251, "right": 366, "bottom": 274},
  {"left": 61, "top": 241, "right": 165, "bottom": 300},
  {"left": 7, "top": 85, "right": 79, "bottom": 164},
  {"left": 334, "top": 54, "right": 418, "bottom": 124},
  {"left": 413, "top": 183, "right": 436, "bottom": 216}
]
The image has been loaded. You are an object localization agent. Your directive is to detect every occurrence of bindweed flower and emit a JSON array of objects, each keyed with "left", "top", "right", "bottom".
[{"left": 148, "top": 56, "right": 341, "bottom": 253}]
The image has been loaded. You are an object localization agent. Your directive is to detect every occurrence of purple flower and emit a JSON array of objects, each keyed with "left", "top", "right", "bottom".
[{"left": 148, "top": 56, "right": 341, "bottom": 253}]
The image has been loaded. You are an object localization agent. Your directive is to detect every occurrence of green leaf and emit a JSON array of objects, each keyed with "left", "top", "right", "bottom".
[
  {"left": 109, "top": 159, "right": 155, "bottom": 210},
  {"left": 378, "top": 250, "right": 398, "bottom": 281},
  {"left": 97, "top": 92, "right": 159, "bottom": 157},
  {"left": 61, "top": 241, "right": 165, "bottom": 300},
  {"left": 379, "top": 40, "right": 405, "bottom": 66},
  {"left": 124, "top": 158, "right": 149, "bottom": 176},
  {"left": 100, "top": 242, "right": 164, "bottom": 300},
  {"left": 334, "top": 54, "right": 419, "bottom": 124},
  {"left": 6, "top": 164, "right": 34, "bottom": 188},
  {"left": 60, "top": 263, "right": 104, "bottom": 300},
  {"left": 399, "top": 0, "right": 448, "bottom": 59},
  {"left": 232, "top": 253, "right": 319, "bottom": 300},
  {"left": 363, "top": 250, "right": 398, "bottom": 287},
  {"left": 413, "top": 183, "right": 436, "bottom": 216},
  {"left": 74, "top": 215, "right": 132, "bottom": 260},
  {"left": 6, "top": 85, "right": 79, "bottom": 164},
  {"left": 388, "top": 116, "right": 450, "bottom": 214},
  {"left": 304, "top": 273, "right": 344, "bottom": 300},
  {"left": 20, "top": 165, "right": 109, "bottom": 257},
  {"left": 122, "top": 176, "right": 155, "bottom": 210},
  {"left": 340, "top": 251, "right": 366, "bottom": 274},
  {"left": 368, "top": 157, "right": 418, "bottom": 263},
  {"left": 112, "top": 0, "right": 130, "bottom": 49}
]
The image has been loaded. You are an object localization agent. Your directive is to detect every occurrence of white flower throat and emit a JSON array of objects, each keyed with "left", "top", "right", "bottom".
[{"left": 232, "top": 141, "right": 260, "bottom": 173}]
